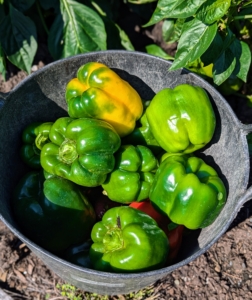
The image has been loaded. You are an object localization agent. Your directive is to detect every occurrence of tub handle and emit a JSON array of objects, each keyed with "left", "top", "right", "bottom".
[
  {"left": 236, "top": 185, "right": 252, "bottom": 209},
  {"left": 240, "top": 123, "right": 252, "bottom": 134}
]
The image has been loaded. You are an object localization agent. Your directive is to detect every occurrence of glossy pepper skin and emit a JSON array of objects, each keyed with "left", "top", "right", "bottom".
[
  {"left": 12, "top": 171, "right": 96, "bottom": 253},
  {"left": 20, "top": 122, "right": 53, "bottom": 169},
  {"left": 122, "top": 112, "right": 162, "bottom": 155},
  {"left": 40, "top": 117, "right": 121, "bottom": 187},
  {"left": 129, "top": 200, "right": 184, "bottom": 264},
  {"left": 65, "top": 62, "right": 143, "bottom": 137},
  {"left": 63, "top": 239, "right": 93, "bottom": 268},
  {"left": 146, "top": 84, "right": 216, "bottom": 153},
  {"left": 149, "top": 154, "right": 227, "bottom": 230},
  {"left": 102, "top": 145, "right": 158, "bottom": 203},
  {"left": 89, "top": 206, "right": 169, "bottom": 272}
]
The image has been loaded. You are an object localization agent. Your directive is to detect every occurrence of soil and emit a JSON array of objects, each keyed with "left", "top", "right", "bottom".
[{"left": 1, "top": 16, "right": 252, "bottom": 300}]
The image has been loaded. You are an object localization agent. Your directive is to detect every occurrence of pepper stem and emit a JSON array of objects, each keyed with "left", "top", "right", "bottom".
[
  {"left": 35, "top": 133, "right": 49, "bottom": 150},
  {"left": 59, "top": 139, "right": 78, "bottom": 164},
  {"left": 117, "top": 216, "right": 121, "bottom": 229},
  {"left": 103, "top": 227, "right": 123, "bottom": 252}
]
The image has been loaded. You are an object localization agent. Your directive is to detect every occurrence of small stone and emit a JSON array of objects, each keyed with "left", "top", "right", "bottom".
[
  {"left": 174, "top": 280, "right": 180, "bottom": 286},
  {"left": 31, "top": 65, "right": 38, "bottom": 72},
  {"left": 215, "top": 265, "right": 221, "bottom": 272}
]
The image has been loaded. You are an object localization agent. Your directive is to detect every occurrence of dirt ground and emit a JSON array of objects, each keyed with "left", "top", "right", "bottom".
[{"left": 1, "top": 18, "right": 252, "bottom": 299}]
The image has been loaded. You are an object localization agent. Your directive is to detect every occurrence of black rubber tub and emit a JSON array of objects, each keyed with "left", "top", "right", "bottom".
[{"left": 0, "top": 50, "right": 252, "bottom": 295}]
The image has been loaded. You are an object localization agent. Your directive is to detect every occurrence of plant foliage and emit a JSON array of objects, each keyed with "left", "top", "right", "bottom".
[
  {"left": 144, "top": 0, "right": 252, "bottom": 85},
  {"left": 0, "top": 0, "right": 251, "bottom": 87}
]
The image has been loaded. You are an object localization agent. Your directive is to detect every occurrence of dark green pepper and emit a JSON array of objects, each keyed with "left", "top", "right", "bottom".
[
  {"left": 63, "top": 239, "right": 93, "bottom": 268},
  {"left": 102, "top": 145, "right": 158, "bottom": 203},
  {"left": 12, "top": 171, "right": 96, "bottom": 253},
  {"left": 89, "top": 206, "right": 169, "bottom": 272},
  {"left": 40, "top": 117, "right": 121, "bottom": 187},
  {"left": 20, "top": 122, "right": 53, "bottom": 169},
  {"left": 149, "top": 154, "right": 227, "bottom": 229},
  {"left": 146, "top": 84, "right": 216, "bottom": 153}
]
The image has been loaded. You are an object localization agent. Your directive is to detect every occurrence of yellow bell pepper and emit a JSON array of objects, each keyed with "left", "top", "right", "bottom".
[{"left": 65, "top": 62, "right": 143, "bottom": 137}]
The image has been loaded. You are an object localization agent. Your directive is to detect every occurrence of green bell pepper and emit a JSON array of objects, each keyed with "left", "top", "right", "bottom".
[
  {"left": 149, "top": 154, "right": 227, "bottom": 229},
  {"left": 102, "top": 145, "right": 158, "bottom": 203},
  {"left": 20, "top": 122, "right": 53, "bottom": 169},
  {"left": 12, "top": 171, "right": 96, "bottom": 253},
  {"left": 40, "top": 117, "right": 121, "bottom": 187},
  {"left": 146, "top": 84, "right": 216, "bottom": 153},
  {"left": 89, "top": 206, "right": 169, "bottom": 272},
  {"left": 122, "top": 112, "right": 163, "bottom": 155},
  {"left": 63, "top": 239, "right": 93, "bottom": 268}
]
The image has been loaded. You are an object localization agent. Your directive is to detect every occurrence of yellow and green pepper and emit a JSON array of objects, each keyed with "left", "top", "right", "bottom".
[{"left": 65, "top": 62, "right": 143, "bottom": 137}]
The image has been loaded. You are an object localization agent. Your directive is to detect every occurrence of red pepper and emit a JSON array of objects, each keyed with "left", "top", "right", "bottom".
[{"left": 129, "top": 200, "right": 184, "bottom": 264}]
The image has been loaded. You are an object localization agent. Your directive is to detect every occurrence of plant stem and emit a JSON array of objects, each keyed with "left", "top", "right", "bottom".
[
  {"left": 36, "top": 1, "right": 49, "bottom": 35},
  {"left": 243, "top": 0, "right": 252, "bottom": 7},
  {"left": 233, "top": 14, "right": 252, "bottom": 20}
]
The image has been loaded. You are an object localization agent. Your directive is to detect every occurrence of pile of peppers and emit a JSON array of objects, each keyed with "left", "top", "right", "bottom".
[{"left": 13, "top": 62, "right": 227, "bottom": 274}]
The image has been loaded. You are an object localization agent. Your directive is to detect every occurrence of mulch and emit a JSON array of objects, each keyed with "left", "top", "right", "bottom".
[{"left": 0, "top": 203, "right": 252, "bottom": 300}]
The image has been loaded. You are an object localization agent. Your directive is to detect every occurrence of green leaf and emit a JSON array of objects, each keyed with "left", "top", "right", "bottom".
[
  {"left": 144, "top": 0, "right": 207, "bottom": 27},
  {"left": 201, "top": 31, "right": 223, "bottom": 66},
  {"left": 230, "top": 39, "right": 251, "bottom": 82},
  {"left": 162, "top": 20, "right": 174, "bottom": 42},
  {"left": 212, "top": 48, "right": 236, "bottom": 85},
  {"left": 236, "top": 41, "right": 251, "bottom": 82},
  {"left": 116, "top": 24, "right": 135, "bottom": 51},
  {"left": 38, "top": 0, "right": 59, "bottom": 11},
  {"left": 0, "top": 44, "right": 6, "bottom": 81},
  {"left": 196, "top": 0, "right": 231, "bottom": 24},
  {"left": 162, "top": 18, "right": 184, "bottom": 44},
  {"left": 223, "top": 27, "right": 236, "bottom": 49},
  {"left": 0, "top": 4, "right": 37, "bottom": 74},
  {"left": 204, "top": 28, "right": 241, "bottom": 85},
  {"left": 169, "top": 18, "right": 217, "bottom": 70},
  {"left": 92, "top": 0, "right": 117, "bottom": 19},
  {"left": 10, "top": 0, "right": 35, "bottom": 12},
  {"left": 49, "top": 0, "right": 107, "bottom": 59},
  {"left": 146, "top": 44, "right": 174, "bottom": 60}
]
